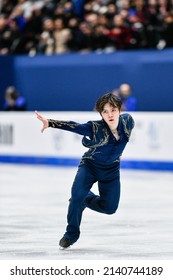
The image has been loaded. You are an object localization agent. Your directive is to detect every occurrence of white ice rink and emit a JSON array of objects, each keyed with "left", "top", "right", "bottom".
[{"left": 0, "top": 164, "right": 173, "bottom": 260}]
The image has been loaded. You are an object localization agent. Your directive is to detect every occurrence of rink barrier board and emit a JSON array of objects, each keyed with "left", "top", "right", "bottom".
[
  {"left": 0, "top": 112, "right": 173, "bottom": 171},
  {"left": 0, "top": 155, "right": 173, "bottom": 171}
]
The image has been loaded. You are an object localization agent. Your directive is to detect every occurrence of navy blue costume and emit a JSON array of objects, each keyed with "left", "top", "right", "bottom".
[{"left": 48, "top": 113, "right": 135, "bottom": 243}]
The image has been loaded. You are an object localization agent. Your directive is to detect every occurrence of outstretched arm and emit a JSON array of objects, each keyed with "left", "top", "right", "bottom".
[
  {"left": 35, "top": 111, "right": 93, "bottom": 137},
  {"left": 35, "top": 111, "right": 48, "bottom": 133}
]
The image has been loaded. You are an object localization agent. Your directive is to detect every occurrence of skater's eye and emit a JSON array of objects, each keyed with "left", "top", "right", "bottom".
[
  {"left": 112, "top": 107, "right": 118, "bottom": 112},
  {"left": 102, "top": 110, "right": 108, "bottom": 114}
]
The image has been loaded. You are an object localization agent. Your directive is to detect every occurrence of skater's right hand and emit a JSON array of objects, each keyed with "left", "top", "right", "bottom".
[{"left": 35, "top": 111, "right": 49, "bottom": 133}]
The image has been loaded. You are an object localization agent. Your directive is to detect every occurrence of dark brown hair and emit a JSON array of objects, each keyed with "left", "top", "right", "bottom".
[{"left": 95, "top": 92, "right": 122, "bottom": 113}]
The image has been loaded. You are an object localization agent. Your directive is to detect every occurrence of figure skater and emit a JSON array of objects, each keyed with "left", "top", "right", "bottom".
[{"left": 35, "top": 92, "right": 135, "bottom": 249}]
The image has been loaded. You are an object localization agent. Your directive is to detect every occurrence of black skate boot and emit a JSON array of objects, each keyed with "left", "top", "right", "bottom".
[{"left": 59, "top": 237, "right": 73, "bottom": 249}]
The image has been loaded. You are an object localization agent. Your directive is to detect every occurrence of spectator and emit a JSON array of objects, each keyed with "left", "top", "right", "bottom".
[
  {"left": 106, "top": 3, "right": 117, "bottom": 21},
  {"left": 159, "top": 13, "right": 173, "bottom": 49},
  {"left": 1, "top": 0, "right": 16, "bottom": 17},
  {"left": 37, "top": 18, "right": 54, "bottom": 54},
  {"left": 53, "top": 18, "right": 71, "bottom": 54},
  {"left": 92, "top": 24, "right": 111, "bottom": 52},
  {"left": 105, "top": 14, "right": 134, "bottom": 50},
  {"left": 3, "top": 86, "right": 27, "bottom": 111},
  {"left": 77, "top": 21, "right": 94, "bottom": 53},
  {"left": 0, "top": 0, "right": 173, "bottom": 55},
  {"left": 144, "top": 0, "right": 167, "bottom": 48},
  {"left": 4, "top": 18, "right": 21, "bottom": 54},
  {"left": 0, "top": 16, "right": 10, "bottom": 55},
  {"left": 115, "top": 83, "right": 137, "bottom": 111},
  {"left": 67, "top": 17, "right": 81, "bottom": 52}
]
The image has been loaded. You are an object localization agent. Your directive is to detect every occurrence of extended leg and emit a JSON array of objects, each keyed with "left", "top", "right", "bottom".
[{"left": 63, "top": 164, "right": 96, "bottom": 244}]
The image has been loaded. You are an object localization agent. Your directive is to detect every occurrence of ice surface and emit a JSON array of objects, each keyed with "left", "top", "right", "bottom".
[{"left": 0, "top": 164, "right": 173, "bottom": 260}]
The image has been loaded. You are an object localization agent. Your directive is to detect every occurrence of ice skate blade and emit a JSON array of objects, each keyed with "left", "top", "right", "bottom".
[{"left": 59, "top": 245, "right": 71, "bottom": 250}]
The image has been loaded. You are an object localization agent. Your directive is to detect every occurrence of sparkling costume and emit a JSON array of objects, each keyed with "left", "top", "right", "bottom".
[{"left": 48, "top": 113, "right": 135, "bottom": 244}]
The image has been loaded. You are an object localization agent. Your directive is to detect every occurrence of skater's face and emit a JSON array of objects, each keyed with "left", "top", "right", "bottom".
[{"left": 101, "top": 103, "right": 120, "bottom": 129}]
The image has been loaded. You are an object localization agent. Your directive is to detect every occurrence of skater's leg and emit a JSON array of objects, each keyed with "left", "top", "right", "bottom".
[
  {"left": 63, "top": 164, "right": 95, "bottom": 243},
  {"left": 85, "top": 175, "right": 120, "bottom": 214}
]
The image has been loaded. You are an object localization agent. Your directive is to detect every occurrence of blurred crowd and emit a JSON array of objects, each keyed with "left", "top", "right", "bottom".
[{"left": 0, "top": 0, "right": 173, "bottom": 55}]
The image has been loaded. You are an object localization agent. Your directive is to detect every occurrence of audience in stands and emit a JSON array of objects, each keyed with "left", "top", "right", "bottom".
[{"left": 0, "top": 0, "right": 173, "bottom": 55}]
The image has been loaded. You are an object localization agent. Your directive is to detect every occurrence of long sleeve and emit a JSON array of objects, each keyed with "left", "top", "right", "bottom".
[
  {"left": 48, "top": 119, "right": 93, "bottom": 137},
  {"left": 120, "top": 113, "right": 135, "bottom": 140}
]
